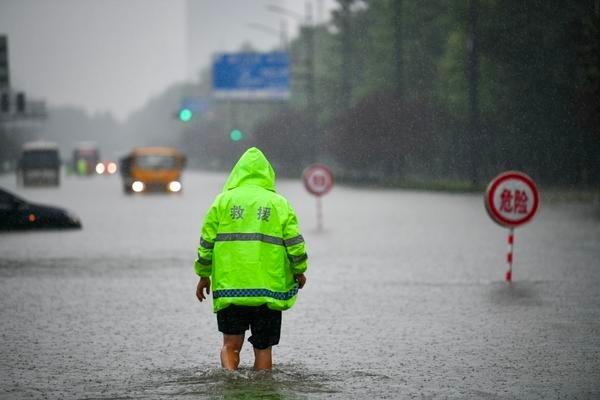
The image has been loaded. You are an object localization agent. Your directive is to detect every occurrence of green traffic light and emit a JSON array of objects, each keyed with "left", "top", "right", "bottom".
[
  {"left": 179, "top": 108, "right": 193, "bottom": 122},
  {"left": 230, "top": 129, "right": 243, "bottom": 141}
]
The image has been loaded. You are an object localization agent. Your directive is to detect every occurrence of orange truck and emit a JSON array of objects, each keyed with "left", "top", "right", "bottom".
[{"left": 119, "top": 147, "right": 186, "bottom": 194}]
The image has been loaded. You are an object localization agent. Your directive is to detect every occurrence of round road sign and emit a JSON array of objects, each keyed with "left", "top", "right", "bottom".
[
  {"left": 485, "top": 171, "right": 540, "bottom": 228},
  {"left": 303, "top": 164, "right": 333, "bottom": 197}
]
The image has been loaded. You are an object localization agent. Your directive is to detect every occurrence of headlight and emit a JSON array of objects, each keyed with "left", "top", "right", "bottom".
[
  {"left": 132, "top": 181, "right": 144, "bottom": 192},
  {"left": 106, "top": 162, "right": 117, "bottom": 174},
  {"left": 168, "top": 181, "right": 182, "bottom": 192},
  {"left": 95, "top": 163, "right": 105, "bottom": 174}
]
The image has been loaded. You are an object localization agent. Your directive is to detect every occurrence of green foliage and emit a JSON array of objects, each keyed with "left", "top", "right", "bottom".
[
  {"left": 171, "top": 0, "right": 600, "bottom": 187},
  {"left": 312, "top": 0, "right": 599, "bottom": 186},
  {"left": 325, "top": 90, "right": 444, "bottom": 181}
]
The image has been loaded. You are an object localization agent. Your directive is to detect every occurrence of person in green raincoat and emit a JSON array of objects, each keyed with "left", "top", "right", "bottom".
[{"left": 194, "top": 147, "right": 308, "bottom": 371}]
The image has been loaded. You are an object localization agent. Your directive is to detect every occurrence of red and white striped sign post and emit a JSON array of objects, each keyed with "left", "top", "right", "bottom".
[
  {"left": 303, "top": 164, "right": 333, "bottom": 232},
  {"left": 485, "top": 171, "right": 540, "bottom": 282}
]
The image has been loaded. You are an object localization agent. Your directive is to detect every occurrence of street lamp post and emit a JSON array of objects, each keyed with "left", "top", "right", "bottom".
[
  {"left": 467, "top": 0, "right": 481, "bottom": 186},
  {"left": 246, "top": 21, "right": 288, "bottom": 51},
  {"left": 267, "top": 2, "right": 319, "bottom": 162}
]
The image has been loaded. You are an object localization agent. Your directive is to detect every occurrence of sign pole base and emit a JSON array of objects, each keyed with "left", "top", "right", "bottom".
[
  {"left": 316, "top": 196, "right": 323, "bottom": 232},
  {"left": 505, "top": 227, "right": 514, "bottom": 282}
]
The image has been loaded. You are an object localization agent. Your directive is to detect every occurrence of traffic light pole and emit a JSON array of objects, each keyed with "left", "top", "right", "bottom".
[
  {"left": 267, "top": 3, "right": 319, "bottom": 163},
  {"left": 467, "top": 0, "right": 481, "bottom": 186},
  {"left": 304, "top": 6, "right": 318, "bottom": 163}
]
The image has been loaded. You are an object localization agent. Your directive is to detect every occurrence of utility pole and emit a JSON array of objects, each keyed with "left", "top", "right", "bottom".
[
  {"left": 339, "top": 0, "right": 353, "bottom": 111},
  {"left": 305, "top": 2, "right": 315, "bottom": 112},
  {"left": 467, "top": 0, "right": 481, "bottom": 186},
  {"left": 268, "top": 2, "right": 318, "bottom": 161},
  {"left": 280, "top": 19, "right": 289, "bottom": 51},
  {"left": 392, "top": 0, "right": 403, "bottom": 96},
  {"left": 247, "top": 22, "right": 288, "bottom": 51},
  {"left": 304, "top": 2, "right": 319, "bottom": 161}
]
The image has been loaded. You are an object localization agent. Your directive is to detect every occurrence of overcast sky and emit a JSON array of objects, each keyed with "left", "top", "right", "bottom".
[{"left": 0, "top": 0, "right": 336, "bottom": 121}]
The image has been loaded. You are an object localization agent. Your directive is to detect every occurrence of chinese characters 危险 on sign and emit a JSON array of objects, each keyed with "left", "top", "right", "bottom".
[{"left": 485, "top": 171, "right": 540, "bottom": 228}]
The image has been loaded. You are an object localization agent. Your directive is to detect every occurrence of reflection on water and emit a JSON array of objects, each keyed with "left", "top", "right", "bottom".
[
  {"left": 144, "top": 364, "right": 340, "bottom": 399},
  {"left": 487, "top": 281, "right": 545, "bottom": 307}
]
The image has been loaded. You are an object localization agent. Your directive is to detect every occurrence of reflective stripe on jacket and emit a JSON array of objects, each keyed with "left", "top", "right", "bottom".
[{"left": 194, "top": 147, "right": 307, "bottom": 312}]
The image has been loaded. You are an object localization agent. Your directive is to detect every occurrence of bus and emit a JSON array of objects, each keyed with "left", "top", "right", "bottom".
[
  {"left": 72, "top": 142, "right": 99, "bottom": 176},
  {"left": 119, "top": 147, "right": 185, "bottom": 194},
  {"left": 17, "top": 141, "right": 61, "bottom": 186}
]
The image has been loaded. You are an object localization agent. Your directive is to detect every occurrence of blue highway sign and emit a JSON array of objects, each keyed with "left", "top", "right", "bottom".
[{"left": 212, "top": 52, "right": 290, "bottom": 100}]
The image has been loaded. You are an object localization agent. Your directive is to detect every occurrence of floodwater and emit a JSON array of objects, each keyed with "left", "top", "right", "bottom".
[{"left": 1, "top": 170, "right": 599, "bottom": 399}]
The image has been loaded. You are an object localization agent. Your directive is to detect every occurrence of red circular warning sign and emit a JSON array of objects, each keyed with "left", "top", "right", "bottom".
[
  {"left": 303, "top": 164, "right": 333, "bottom": 197},
  {"left": 485, "top": 171, "right": 540, "bottom": 228}
]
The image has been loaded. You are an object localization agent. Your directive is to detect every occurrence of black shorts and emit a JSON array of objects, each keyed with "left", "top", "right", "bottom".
[{"left": 217, "top": 304, "right": 282, "bottom": 349}]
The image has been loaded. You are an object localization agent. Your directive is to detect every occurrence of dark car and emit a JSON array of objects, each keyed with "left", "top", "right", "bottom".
[{"left": 0, "top": 187, "right": 82, "bottom": 231}]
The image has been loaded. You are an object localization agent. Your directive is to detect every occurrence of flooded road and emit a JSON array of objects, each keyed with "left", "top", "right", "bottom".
[{"left": 1, "top": 170, "right": 599, "bottom": 399}]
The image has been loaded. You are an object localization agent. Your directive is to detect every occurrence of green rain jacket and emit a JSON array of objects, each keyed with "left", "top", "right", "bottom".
[{"left": 194, "top": 147, "right": 308, "bottom": 312}]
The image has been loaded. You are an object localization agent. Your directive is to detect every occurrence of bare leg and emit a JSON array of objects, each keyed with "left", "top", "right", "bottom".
[
  {"left": 221, "top": 334, "right": 244, "bottom": 370},
  {"left": 253, "top": 346, "right": 272, "bottom": 371}
]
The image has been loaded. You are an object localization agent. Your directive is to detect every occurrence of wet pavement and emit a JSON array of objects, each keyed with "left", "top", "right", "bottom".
[{"left": 1, "top": 170, "right": 599, "bottom": 399}]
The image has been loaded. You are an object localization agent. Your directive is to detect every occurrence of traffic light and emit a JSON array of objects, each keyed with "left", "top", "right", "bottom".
[
  {"left": 178, "top": 107, "right": 193, "bottom": 122},
  {"left": 230, "top": 129, "right": 243, "bottom": 142},
  {"left": 16, "top": 92, "right": 25, "bottom": 113}
]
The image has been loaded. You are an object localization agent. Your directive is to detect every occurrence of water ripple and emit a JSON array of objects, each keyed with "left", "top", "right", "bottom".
[{"left": 137, "top": 364, "right": 341, "bottom": 399}]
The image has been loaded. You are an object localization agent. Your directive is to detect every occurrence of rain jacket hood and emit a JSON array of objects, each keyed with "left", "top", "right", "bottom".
[{"left": 223, "top": 147, "right": 276, "bottom": 192}]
